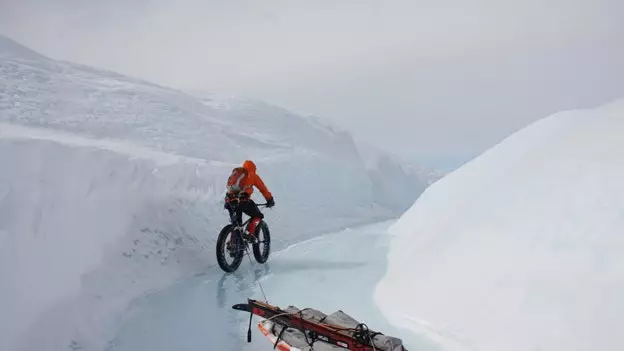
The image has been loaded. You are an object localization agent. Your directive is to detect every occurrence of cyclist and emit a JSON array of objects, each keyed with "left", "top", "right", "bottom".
[{"left": 224, "top": 160, "right": 275, "bottom": 237}]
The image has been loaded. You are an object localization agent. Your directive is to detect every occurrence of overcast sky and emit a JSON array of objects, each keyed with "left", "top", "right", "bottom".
[{"left": 1, "top": 0, "right": 623, "bottom": 170}]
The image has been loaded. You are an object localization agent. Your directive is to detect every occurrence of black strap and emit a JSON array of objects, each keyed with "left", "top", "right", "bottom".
[
  {"left": 352, "top": 323, "right": 373, "bottom": 346},
  {"left": 297, "top": 310, "right": 317, "bottom": 347},
  {"left": 273, "top": 325, "right": 287, "bottom": 349}
]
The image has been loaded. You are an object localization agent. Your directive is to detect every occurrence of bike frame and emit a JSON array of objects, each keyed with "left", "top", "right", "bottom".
[{"left": 226, "top": 193, "right": 268, "bottom": 239}]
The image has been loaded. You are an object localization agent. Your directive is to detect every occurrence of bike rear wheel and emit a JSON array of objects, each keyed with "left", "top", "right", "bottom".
[
  {"left": 252, "top": 221, "right": 271, "bottom": 264},
  {"left": 216, "top": 224, "right": 244, "bottom": 273}
]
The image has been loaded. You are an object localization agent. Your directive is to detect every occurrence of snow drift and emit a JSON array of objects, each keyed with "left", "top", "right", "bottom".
[
  {"left": 0, "top": 35, "right": 434, "bottom": 351},
  {"left": 375, "top": 98, "right": 624, "bottom": 351}
]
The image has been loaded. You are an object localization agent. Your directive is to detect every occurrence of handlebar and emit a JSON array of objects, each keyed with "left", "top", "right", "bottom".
[{"left": 225, "top": 194, "right": 271, "bottom": 208}]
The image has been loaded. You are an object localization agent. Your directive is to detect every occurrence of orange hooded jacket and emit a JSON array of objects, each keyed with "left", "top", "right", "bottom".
[{"left": 238, "top": 160, "right": 273, "bottom": 200}]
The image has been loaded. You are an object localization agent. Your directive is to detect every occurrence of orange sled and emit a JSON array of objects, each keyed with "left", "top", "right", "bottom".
[{"left": 232, "top": 299, "right": 407, "bottom": 351}]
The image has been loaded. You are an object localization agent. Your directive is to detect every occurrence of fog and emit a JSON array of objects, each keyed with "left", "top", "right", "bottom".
[{"left": 1, "top": 0, "right": 623, "bottom": 170}]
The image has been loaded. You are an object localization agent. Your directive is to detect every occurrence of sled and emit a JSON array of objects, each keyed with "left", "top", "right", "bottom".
[{"left": 232, "top": 299, "right": 407, "bottom": 351}]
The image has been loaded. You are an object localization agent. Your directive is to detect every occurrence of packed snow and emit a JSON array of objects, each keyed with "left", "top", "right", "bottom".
[
  {"left": 375, "top": 98, "right": 624, "bottom": 351},
  {"left": 0, "top": 35, "right": 436, "bottom": 351}
]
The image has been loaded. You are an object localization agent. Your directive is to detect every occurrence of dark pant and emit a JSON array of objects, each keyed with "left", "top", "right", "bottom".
[{"left": 226, "top": 199, "right": 264, "bottom": 225}]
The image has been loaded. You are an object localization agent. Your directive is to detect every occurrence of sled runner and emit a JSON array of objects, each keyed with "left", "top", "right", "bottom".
[{"left": 232, "top": 299, "right": 407, "bottom": 351}]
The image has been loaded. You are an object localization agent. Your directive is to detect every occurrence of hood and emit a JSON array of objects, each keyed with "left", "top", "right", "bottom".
[{"left": 243, "top": 160, "right": 257, "bottom": 173}]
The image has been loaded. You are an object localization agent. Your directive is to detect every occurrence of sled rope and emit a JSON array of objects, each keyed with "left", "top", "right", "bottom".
[
  {"left": 245, "top": 246, "right": 269, "bottom": 303},
  {"left": 266, "top": 310, "right": 319, "bottom": 349}
]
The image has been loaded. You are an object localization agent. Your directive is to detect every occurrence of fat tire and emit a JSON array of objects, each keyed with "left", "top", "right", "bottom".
[
  {"left": 252, "top": 221, "right": 271, "bottom": 264},
  {"left": 216, "top": 224, "right": 244, "bottom": 273}
]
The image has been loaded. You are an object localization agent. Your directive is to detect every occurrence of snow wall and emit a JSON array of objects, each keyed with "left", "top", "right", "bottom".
[
  {"left": 0, "top": 34, "right": 435, "bottom": 351},
  {"left": 375, "top": 98, "right": 624, "bottom": 351},
  {"left": 0, "top": 125, "right": 390, "bottom": 351}
]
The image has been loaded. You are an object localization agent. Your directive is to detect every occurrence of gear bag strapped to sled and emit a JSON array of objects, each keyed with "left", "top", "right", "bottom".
[{"left": 233, "top": 299, "right": 408, "bottom": 351}]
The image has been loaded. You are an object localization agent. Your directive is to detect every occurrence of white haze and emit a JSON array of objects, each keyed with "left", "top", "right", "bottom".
[{"left": 1, "top": 0, "right": 623, "bottom": 169}]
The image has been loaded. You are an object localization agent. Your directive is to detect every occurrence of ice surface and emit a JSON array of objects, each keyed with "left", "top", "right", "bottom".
[
  {"left": 107, "top": 221, "right": 436, "bottom": 351},
  {"left": 0, "top": 36, "right": 435, "bottom": 351},
  {"left": 375, "top": 98, "right": 624, "bottom": 351}
]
